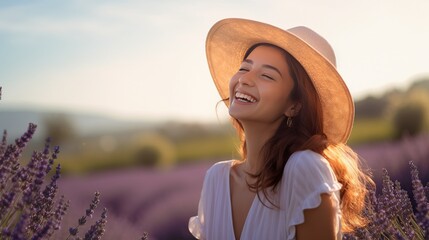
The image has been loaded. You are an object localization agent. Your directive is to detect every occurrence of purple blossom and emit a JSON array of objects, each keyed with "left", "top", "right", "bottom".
[
  {"left": 53, "top": 196, "right": 70, "bottom": 231},
  {"left": 31, "top": 220, "right": 53, "bottom": 240},
  {"left": 344, "top": 163, "right": 428, "bottom": 239},
  {"left": 67, "top": 192, "right": 106, "bottom": 240},
  {"left": 425, "top": 183, "right": 429, "bottom": 202},
  {"left": 410, "top": 161, "right": 429, "bottom": 235},
  {"left": 0, "top": 191, "right": 15, "bottom": 220},
  {"left": 11, "top": 213, "right": 29, "bottom": 240},
  {"left": 84, "top": 208, "right": 108, "bottom": 240}
]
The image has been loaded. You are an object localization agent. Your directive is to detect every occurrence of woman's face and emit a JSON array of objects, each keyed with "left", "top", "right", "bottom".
[{"left": 229, "top": 45, "right": 297, "bottom": 124}]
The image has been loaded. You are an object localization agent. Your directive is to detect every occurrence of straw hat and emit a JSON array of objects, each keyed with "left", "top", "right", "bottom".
[{"left": 206, "top": 18, "right": 354, "bottom": 143}]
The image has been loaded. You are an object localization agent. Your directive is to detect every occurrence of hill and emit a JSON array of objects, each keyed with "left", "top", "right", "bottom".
[{"left": 0, "top": 108, "right": 155, "bottom": 140}]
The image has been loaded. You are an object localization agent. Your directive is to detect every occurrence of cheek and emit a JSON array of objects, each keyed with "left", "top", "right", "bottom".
[
  {"left": 261, "top": 86, "right": 293, "bottom": 111},
  {"left": 274, "top": 95, "right": 291, "bottom": 112},
  {"left": 229, "top": 74, "right": 240, "bottom": 95}
]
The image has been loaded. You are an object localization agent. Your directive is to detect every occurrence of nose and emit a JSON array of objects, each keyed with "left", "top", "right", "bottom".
[{"left": 238, "top": 71, "right": 255, "bottom": 86}]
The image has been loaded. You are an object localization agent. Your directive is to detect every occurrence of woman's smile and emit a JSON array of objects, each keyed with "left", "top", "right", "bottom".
[{"left": 234, "top": 91, "right": 257, "bottom": 103}]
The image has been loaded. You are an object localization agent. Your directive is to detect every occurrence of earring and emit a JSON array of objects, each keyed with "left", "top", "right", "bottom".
[{"left": 287, "top": 116, "right": 293, "bottom": 128}]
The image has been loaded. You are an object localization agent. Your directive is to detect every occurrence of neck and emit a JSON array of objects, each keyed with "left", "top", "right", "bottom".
[{"left": 240, "top": 119, "right": 283, "bottom": 174}]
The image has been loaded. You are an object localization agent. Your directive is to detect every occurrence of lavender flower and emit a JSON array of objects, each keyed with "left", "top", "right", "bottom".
[
  {"left": 68, "top": 192, "right": 103, "bottom": 240},
  {"left": 84, "top": 208, "right": 108, "bottom": 240},
  {"left": 410, "top": 161, "right": 429, "bottom": 235},
  {"left": 31, "top": 220, "right": 53, "bottom": 240},
  {"left": 393, "top": 180, "right": 415, "bottom": 238},
  {"left": 344, "top": 163, "right": 428, "bottom": 239},
  {"left": 0, "top": 192, "right": 15, "bottom": 221},
  {"left": 425, "top": 183, "right": 429, "bottom": 202},
  {"left": 10, "top": 213, "right": 29, "bottom": 240},
  {"left": 379, "top": 169, "right": 397, "bottom": 220},
  {"left": 0, "top": 124, "right": 61, "bottom": 238},
  {"left": 53, "top": 196, "right": 70, "bottom": 231}
]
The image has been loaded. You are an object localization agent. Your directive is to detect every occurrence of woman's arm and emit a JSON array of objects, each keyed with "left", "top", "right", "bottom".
[{"left": 295, "top": 193, "right": 338, "bottom": 240}]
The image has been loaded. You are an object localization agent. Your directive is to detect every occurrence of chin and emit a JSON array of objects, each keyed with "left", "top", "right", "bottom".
[
  {"left": 228, "top": 112, "right": 252, "bottom": 123},
  {"left": 228, "top": 108, "right": 243, "bottom": 119},
  {"left": 228, "top": 110, "right": 238, "bottom": 119}
]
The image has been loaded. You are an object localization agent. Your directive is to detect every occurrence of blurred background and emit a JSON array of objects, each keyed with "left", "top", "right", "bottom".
[{"left": 1, "top": 0, "right": 429, "bottom": 239}]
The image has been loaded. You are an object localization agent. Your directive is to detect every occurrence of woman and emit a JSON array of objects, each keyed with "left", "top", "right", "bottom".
[{"left": 189, "top": 18, "right": 372, "bottom": 240}]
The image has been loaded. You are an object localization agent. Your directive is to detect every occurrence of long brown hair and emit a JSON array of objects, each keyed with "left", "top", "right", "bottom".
[{"left": 230, "top": 43, "right": 373, "bottom": 232}]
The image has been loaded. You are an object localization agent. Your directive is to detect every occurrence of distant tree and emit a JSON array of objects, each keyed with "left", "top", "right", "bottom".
[
  {"left": 44, "top": 113, "right": 76, "bottom": 144},
  {"left": 355, "top": 95, "right": 389, "bottom": 119},
  {"left": 134, "top": 145, "right": 161, "bottom": 167},
  {"left": 393, "top": 102, "right": 425, "bottom": 138},
  {"left": 133, "top": 132, "right": 176, "bottom": 168}
]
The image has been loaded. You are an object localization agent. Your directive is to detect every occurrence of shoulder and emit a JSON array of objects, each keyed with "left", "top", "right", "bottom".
[
  {"left": 284, "top": 150, "right": 338, "bottom": 183},
  {"left": 199, "top": 160, "right": 233, "bottom": 200},
  {"left": 204, "top": 160, "right": 234, "bottom": 181},
  {"left": 288, "top": 149, "right": 325, "bottom": 163},
  {"left": 286, "top": 150, "right": 331, "bottom": 172}
]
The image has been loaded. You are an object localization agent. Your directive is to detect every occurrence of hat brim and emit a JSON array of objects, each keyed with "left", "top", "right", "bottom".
[{"left": 206, "top": 18, "right": 354, "bottom": 143}]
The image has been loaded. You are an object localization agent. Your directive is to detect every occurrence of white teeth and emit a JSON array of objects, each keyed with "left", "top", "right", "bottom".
[{"left": 235, "top": 92, "right": 256, "bottom": 103}]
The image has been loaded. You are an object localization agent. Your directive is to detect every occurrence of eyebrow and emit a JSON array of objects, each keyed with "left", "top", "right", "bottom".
[{"left": 243, "top": 59, "right": 283, "bottom": 77}]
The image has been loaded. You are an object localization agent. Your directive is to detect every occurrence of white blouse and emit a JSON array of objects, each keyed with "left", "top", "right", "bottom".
[{"left": 188, "top": 150, "right": 342, "bottom": 240}]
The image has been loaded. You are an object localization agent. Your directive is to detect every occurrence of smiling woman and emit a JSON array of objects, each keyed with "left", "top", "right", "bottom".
[{"left": 189, "top": 18, "right": 373, "bottom": 240}]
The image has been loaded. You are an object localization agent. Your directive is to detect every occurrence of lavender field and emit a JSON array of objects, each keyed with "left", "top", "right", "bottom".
[
  {"left": 56, "top": 161, "right": 212, "bottom": 239},
  {"left": 54, "top": 134, "right": 429, "bottom": 240},
  {"left": 355, "top": 134, "right": 429, "bottom": 196}
]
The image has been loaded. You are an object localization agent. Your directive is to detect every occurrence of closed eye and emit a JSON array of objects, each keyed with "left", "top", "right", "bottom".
[
  {"left": 239, "top": 68, "right": 249, "bottom": 72},
  {"left": 262, "top": 74, "right": 274, "bottom": 80}
]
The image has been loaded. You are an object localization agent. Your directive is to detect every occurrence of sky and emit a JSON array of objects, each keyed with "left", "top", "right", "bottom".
[{"left": 1, "top": 0, "right": 428, "bottom": 123}]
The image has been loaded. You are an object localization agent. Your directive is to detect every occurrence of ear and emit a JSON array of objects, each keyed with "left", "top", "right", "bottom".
[{"left": 284, "top": 102, "right": 302, "bottom": 117}]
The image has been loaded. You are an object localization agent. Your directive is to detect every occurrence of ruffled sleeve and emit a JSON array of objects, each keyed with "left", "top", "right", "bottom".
[{"left": 282, "top": 150, "right": 342, "bottom": 239}]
